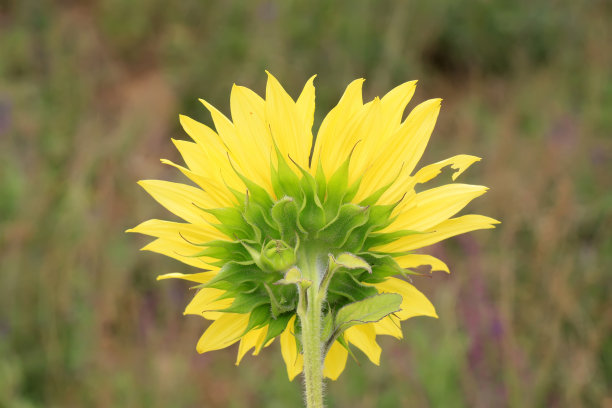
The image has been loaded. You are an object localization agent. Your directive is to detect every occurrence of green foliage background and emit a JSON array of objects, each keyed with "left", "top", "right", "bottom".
[{"left": 1, "top": 1, "right": 610, "bottom": 407}]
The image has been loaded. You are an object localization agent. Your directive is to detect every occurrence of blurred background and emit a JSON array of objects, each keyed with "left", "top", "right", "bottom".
[{"left": 1, "top": 1, "right": 610, "bottom": 407}]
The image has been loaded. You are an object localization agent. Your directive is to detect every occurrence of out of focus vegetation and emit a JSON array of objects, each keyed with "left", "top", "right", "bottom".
[{"left": 1, "top": 1, "right": 610, "bottom": 407}]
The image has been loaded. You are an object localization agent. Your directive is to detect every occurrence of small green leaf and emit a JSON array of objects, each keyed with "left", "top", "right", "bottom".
[
  {"left": 283, "top": 267, "right": 302, "bottom": 283},
  {"left": 333, "top": 253, "right": 372, "bottom": 273},
  {"left": 334, "top": 293, "right": 402, "bottom": 332},
  {"left": 321, "top": 311, "right": 334, "bottom": 343}
]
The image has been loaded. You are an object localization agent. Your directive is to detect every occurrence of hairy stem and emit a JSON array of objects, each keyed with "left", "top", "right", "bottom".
[{"left": 298, "top": 253, "right": 325, "bottom": 408}]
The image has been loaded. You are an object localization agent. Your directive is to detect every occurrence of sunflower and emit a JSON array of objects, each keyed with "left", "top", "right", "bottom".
[{"left": 128, "top": 73, "right": 498, "bottom": 390}]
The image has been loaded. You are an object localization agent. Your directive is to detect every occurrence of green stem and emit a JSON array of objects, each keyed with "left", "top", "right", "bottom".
[{"left": 297, "top": 253, "right": 325, "bottom": 408}]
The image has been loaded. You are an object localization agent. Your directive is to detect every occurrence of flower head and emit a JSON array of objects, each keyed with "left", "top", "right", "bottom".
[{"left": 129, "top": 73, "right": 498, "bottom": 381}]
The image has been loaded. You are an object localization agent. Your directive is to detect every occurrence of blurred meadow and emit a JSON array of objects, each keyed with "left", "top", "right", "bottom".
[{"left": 1, "top": 1, "right": 611, "bottom": 407}]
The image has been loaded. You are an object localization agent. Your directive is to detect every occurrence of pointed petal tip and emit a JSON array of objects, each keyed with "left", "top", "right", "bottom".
[{"left": 198, "top": 98, "right": 215, "bottom": 111}]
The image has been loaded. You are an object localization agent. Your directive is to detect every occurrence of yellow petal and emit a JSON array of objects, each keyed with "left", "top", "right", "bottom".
[
  {"left": 280, "top": 315, "right": 304, "bottom": 380},
  {"left": 141, "top": 238, "right": 217, "bottom": 268},
  {"left": 229, "top": 84, "right": 274, "bottom": 189},
  {"left": 184, "top": 288, "right": 233, "bottom": 319},
  {"left": 323, "top": 340, "right": 348, "bottom": 380},
  {"left": 160, "top": 158, "right": 238, "bottom": 207},
  {"left": 127, "top": 218, "right": 225, "bottom": 243},
  {"left": 235, "top": 325, "right": 267, "bottom": 365},
  {"left": 196, "top": 313, "right": 249, "bottom": 354},
  {"left": 413, "top": 154, "right": 481, "bottom": 184},
  {"left": 199, "top": 98, "right": 238, "bottom": 151},
  {"left": 296, "top": 75, "right": 317, "bottom": 142},
  {"left": 393, "top": 254, "right": 450, "bottom": 274},
  {"left": 265, "top": 71, "right": 311, "bottom": 169},
  {"left": 397, "top": 98, "right": 442, "bottom": 175},
  {"left": 312, "top": 78, "right": 364, "bottom": 175},
  {"left": 358, "top": 98, "right": 441, "bottom": 202},
  {"left": 375, "top": 214, "right": 500, "bottom": 253},
  {"left": 171, "top": 139, "right": 209, "bottom": 176},
  {"left": 374, "top": 277, "right": 438, "bottom": 320},
  {"left": 137, "top": 180, "right": 218, "bottom": 225},
  {"left": 156, "top": 271, "right": 218, "bottom": 283},
  {"left": 345, "top": 323, "right": 381, "bottom": 365},
  {"left": 372, "top": 314, "right": 403, "bottom": 339},
  {"left": 346, "top": 98, "right": 383, "bottom": 184},
  {"left": 178, "top": 114, "right": 242, "bottom": 190},
  {"left": 379, "top": 80, "right": 417, "bottom": 131},
  {"left": 388, "top": 184, "right": 488, "bottom": 232},
  {"left": 252, "top": 325, "right": 272, "bottom": 355}
]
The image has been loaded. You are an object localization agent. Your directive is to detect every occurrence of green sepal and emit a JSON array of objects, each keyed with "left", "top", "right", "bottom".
[
  {"left": 358, "top": 252, "right": 406, "bottom": 283},
  {"left": 358, "top": 165, "right": 404, "bottom": 207},
  {"left": 263, "top": 312, "right": 293, "bottom": 344},
  {"left": 334, "top": 293, "right": 402, "bottom": 333},
  {"left": 335, "top": 335, "right": 360, "bottom": 364},
  {"left": 242, "top": 304, "right": 271, "bottom": 335},
  {"left": 243, "top": 192, "right": 278, "bottom": 241},
  {"left": 294, "top": 165, "right": 326, "bottom": 234},
  {"left": 341, "top": 203, "right": 398, "bottom": 253},
  {"left": 226, "top": 151, "right": 275, "bottom": 210},
  {"left": 271, "top": 196, "right": 305, "bottom": 244},
  {"left": 236, "top": 171, "right": 275, "bottom": 210},
  {"left": 314, "top": 160, "right": 327, "bottom": 202},
  {"left": 324, "top": 155, "right": 350, "bottom": 221},
  {"left": 343, "top": 176, "right": 363, "bottom": 204},
  {"left": 239, "top": 241, "right": 269, "bottom": 272},
  {"left": 320, "top": 203, "right": 370, "bottom": 248},
  {"left": 221, "top": 293, "right": 269, "bottom": 314},
  {"left": 190, "top": 240, "right": 250, "bottom": 262},
  {"left": 362, "top": 229, "right": 423, "bottom": 250},
  {"left": 201, "top": 207, "right": 253, "bottom": 240},
  {"left": 271, "top": 149, "right": 302, "bottom": 201},
  {"left": 203, "top": 262, "right": 263, "bottom": 290},
  {"left": 264, "top": 283, "right": 296, "bottom": 318}
]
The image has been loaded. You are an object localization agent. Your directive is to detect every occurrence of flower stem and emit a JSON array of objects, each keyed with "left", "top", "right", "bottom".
[{"left": 298, "top": 254, "right": 325, "bottom": 408}]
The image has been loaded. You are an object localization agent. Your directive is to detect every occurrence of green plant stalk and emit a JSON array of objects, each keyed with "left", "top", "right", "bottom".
[{"left": 297, "top": 252, "right": 325, "bottom": 408}]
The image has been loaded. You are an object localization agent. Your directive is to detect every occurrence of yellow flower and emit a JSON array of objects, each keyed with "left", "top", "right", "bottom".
[{"left": 128, "top": 72, "right": 498, "bottom": 381}]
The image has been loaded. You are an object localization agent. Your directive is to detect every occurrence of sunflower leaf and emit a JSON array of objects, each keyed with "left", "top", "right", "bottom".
[{"left": 334, "top": 293, "right": 402, "bottom": 333}]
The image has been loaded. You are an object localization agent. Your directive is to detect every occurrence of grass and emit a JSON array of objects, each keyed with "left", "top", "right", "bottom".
[{"left": 0, "top": 0, "right": 610, "bottom": 406}]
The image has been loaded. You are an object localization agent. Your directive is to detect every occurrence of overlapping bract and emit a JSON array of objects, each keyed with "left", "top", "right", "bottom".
[{"left": 129, "top": 73, "right": 498, "bottom": 380}]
